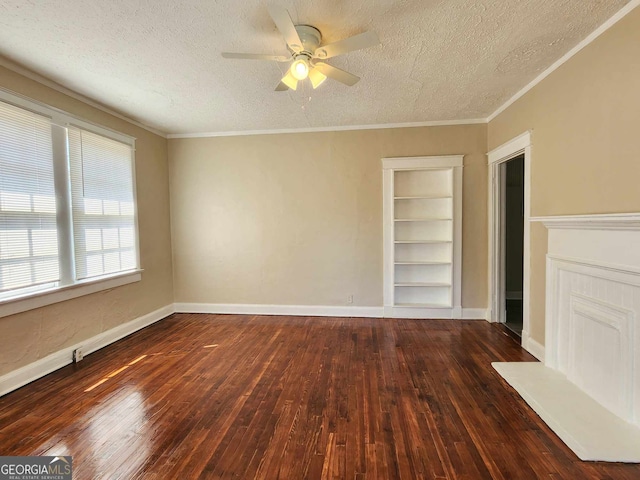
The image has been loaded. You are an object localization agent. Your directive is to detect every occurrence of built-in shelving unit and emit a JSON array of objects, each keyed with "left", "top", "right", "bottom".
[{"left": 382, "top": 156, "right": 463, "bottom": 319}]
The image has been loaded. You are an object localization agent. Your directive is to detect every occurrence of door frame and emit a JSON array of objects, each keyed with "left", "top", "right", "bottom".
[{"left": 487, "top": 132, "right": 532, "bottom": 349}]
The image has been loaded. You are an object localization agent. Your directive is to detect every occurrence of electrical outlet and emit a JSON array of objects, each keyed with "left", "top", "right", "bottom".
[
  {"left": 73, "top": 348, "right": 84, "bottom": 363},
  {"left": 347, "top": 295, "right": 354, "bottom": 304}
]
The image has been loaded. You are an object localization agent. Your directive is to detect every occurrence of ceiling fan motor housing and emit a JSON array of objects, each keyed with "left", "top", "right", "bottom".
[{"left": 293, "top": 25, "right": 322, "bottom": 57}]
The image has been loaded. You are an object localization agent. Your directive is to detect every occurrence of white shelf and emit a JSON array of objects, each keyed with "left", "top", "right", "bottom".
[
  {"left": 394, "top": 261, "right": 451, "bottom": 265},
  {"left": 394, "top": 218, "right": 452, "bottom": 222},
  {"left": 394, "top": 240, "right": 451, "bottom": 244},
  {"left": 383, "top": 156, "right": 462, "bottom": 316},
  {"left": 394, "top": 195, "right": 453, "bottom": 200}
]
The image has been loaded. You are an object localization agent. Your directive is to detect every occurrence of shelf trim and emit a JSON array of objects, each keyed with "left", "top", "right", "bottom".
[
  {"left": 394, "top": 240, "right": 452, "bottom": 244},
  {"left": 382, "top": 155, "right": 463, "bottom": 310},
  {"left": 394, "top": 217, "right": 452, "bottom": 222},
  {"left": 394, "top": 261, "right": 452, "bottom": 265},
  {"left": 382, "top": 155, "right": 464, "bottom": 170},
  {"left": 393, "top": 302, "right": 452, "bottom": 308},
  {"left": 394, "top": 195, "right": 453, "bottom": 200}
]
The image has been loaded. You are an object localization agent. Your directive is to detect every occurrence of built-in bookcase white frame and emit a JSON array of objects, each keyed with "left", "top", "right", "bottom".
[{"left": 382, "top": 156, "right": 463, "bottom": 319}]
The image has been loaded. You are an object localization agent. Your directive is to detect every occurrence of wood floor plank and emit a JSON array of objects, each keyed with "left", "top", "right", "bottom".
[{"left": 1, "top": 314, "right": 639, "bottom": 479}]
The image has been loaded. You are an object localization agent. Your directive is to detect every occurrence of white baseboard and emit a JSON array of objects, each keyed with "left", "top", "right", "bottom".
[
  {"left": 176, "top": 303, "right": 486, "bottom": 321},
  {"left": 522, "top": 329, "right": 545, "bottom": 361},
  {"left": 461, "top": 308, "right": 488, "bottom": 320},
  {"left": 383, "top": 306, "right": 487, "bottom": 319},
  {"left": 0, "top": 304, "right": 175, "bottom": 397},
  {"left": 174, "top": 303, "right": 384, "bottom": 318},
  {"left": 0, "top": 302, "right": 490, "bottom": 397}
]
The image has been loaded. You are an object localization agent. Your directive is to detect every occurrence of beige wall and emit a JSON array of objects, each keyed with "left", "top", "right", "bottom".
[
  {"left": 488, "top": 7, "right": 640, "bottom": 343},
  {"left": 169, "top": 125, "right": 487, "bottom": 309},
  {"left": 3, "top": 3, "right": 635, "bottom": 375},
  {"left": 0, "top": 66, "right": 174, "bottom": 375}
]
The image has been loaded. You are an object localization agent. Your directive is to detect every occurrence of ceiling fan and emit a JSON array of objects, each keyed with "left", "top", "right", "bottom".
[{"left": 221, "top": 6, "right": 380, "bottom": 91}]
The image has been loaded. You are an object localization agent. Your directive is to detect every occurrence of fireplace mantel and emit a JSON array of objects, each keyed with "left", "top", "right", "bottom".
[
  {"left": 494, "top": 212, "right": 640, "bottom": 462},
  {"left": 535, "top": 212, "right": 640, "bottom": 426},
  {"left": 531, "top": 212, "right": 640, "bottom": 230}
]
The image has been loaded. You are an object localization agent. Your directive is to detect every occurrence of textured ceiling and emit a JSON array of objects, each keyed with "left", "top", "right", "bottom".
[{"left": 0, "top": 0, "right": 631, "bottom": 135}]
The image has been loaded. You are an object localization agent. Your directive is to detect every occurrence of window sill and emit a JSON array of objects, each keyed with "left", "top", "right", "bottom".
[{"left": 0, "top": 270, "right": 143, "bottom": 319}]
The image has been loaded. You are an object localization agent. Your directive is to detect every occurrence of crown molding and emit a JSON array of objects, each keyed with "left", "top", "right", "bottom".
[
  {"left": 166, "top": 118, "right": 487, "bottom": 139},
  {"left": 5, "top": 1, "right": 637, "bottom": 140},
  {"left": 487, "top": 0, "right": 640, "bottom": 123},
  {"left": 0, "top": 56, "right": 167, "bottom": 138}
]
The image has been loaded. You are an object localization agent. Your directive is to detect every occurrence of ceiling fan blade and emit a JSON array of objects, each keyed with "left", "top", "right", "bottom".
[
  {"left": 313, "top": 31, "right": 380, "bottom": 59},
  {"left": 314, "top": 63, "right": 360, "bottom": 86},
  {"left": 275, "top": 81, "right": 289, "bottom": 91},
  {"left": 267, "top": 6, "right": 303, "bottom": 53},
  {"left": 221, "top": 52, "right": 290, "bottom": 62}
]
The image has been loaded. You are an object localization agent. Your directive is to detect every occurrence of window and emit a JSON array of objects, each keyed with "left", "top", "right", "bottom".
[
  {"left": 0, "top": 91, "right": 139, "bottom": 309},
  {"left": 68, "top": 128, "right": 137, "bottom": 280},
  {"left": 0, "top": 102, "right": 58, "bottom": 296}
]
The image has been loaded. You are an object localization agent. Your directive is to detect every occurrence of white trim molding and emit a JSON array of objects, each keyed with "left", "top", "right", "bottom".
[
  {"left": 0, "top": 270, "right": 142, "bottom": 319},
  {"left": 0, "top": 302, "right": 488, "bottom": 398},
  {"left": 175, "top": 303, "right": 384, "bottom": 318},
  {"left": 0, "top": 304, "right": 174, "bottom": 397},
  {"left": 175, "top": 303, "right": 485, "bottom": 320},
  {"left": 531, "top": 213, "right": 640, "bottom": 230},
  {"left": 382, "top": 306, "right": 484, "bottom": 320},
  {"left": 487, "top": 0, "right": 640, "bottom": 122},
  {"left": 0, "top": 87, "right": 136, "bottom": 145},
  {"left": 487, "top": 132, "right": 532, "bottom": 356},
  {"left": 382, "top": 156, "right": 464, "bottom": 319},
  {"left": 167, "top": 119, "right": 486, "bottom": 139},
  {"left": 521, "top": 330, "right": 545, "bottom": 361},
  {"left": 0, "top": 58, "right": 166, "bottom": 138},
  {"left": 461, "top": 308, "right": 488, "bottom": 320},
  {"left": 487, "top": 131, "right": 532, "bottom": 165},
  {"left": 382, "top": 155, "right": 464, "bottom": 170}
]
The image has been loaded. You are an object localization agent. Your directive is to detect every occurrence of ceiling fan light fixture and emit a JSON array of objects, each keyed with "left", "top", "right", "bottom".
[
  {"left": 308, "top": 68, "right": 327, "bottom": 89},
  {"left": 290, "top": 57, "right": 310, "bottom": 80},
  {"left": 281, "top": 71, "right": 299, "bottom": 90},
  {"left": 222, "top": 7, "right": 380, "bottom": 91}
]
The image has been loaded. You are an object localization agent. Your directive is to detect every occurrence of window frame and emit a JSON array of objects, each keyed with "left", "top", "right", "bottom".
[{"left": 0, "top": 88, "right": 142, "bottom": 319}]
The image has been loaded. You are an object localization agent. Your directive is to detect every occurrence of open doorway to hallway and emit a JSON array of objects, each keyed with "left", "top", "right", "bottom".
[{"left": 501, "top": 154, "right": 525, "bottom": 336}]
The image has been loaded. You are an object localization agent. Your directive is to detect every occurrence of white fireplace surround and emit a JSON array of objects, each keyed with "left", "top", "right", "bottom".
[
  {"left": 494, "top": 213, "right": 640, "bottom": 462},
  {"left": 540, "top": 213, "right": 640, "bottom": 427}
]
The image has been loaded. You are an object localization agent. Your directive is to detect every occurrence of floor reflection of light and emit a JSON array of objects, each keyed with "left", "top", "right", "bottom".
[
  {"left": 84, "top": 378, "right": 109, "bottom": 392},
  {"left": 45, "top": 442, "right": 71, "bottom": 458},
  {"left": 86, "top": 389, "right": 150, "bottom": 477},
  {"left": 106, "top": 366, "right": 130, "bottom": 378},
  {"left": 84, "top": 355, "right": 148, "bottom": 393},
  {"left": 127, "top": 355, "right": 147, "bottom": 365}
]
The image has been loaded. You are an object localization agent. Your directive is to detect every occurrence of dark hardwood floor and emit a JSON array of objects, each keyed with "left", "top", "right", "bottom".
[{"left": 0, "top": 314, "right": 638, "bottom": 479}]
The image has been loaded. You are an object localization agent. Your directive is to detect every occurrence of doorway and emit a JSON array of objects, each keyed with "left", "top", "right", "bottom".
[
  {"left": 488, "top": 131, "right": 532, "bottom": 354},
  {"left": 501, "top": 155, "right": 524, "bottom": 336}
]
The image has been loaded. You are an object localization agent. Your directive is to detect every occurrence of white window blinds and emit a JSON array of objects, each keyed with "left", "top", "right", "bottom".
[
  {"left": 0, "top": 92, "right": 138, "bottom": 305},
  {"left": 68, "top": 128, "right": 137, "bottom": 280},
  {"left": 0, "top": 102, "right": 58, "bottom": 298}
]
